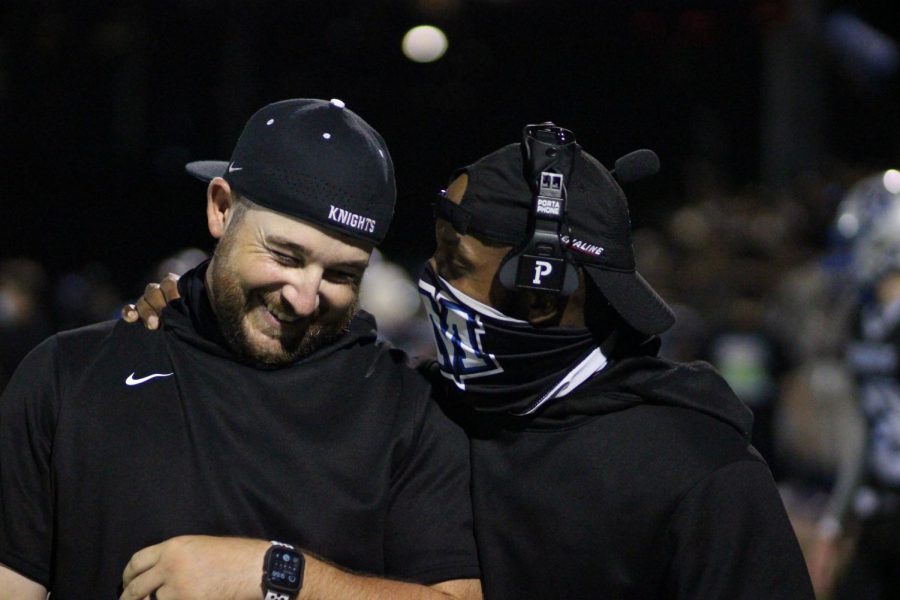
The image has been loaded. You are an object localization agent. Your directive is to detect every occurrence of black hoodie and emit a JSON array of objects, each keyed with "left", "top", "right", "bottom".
[
  {"left": 0, "top": 263, "right": 479, "bottom": 596},
  {"left": 443, "top": 353, "right": 813, "bottom": 600}
]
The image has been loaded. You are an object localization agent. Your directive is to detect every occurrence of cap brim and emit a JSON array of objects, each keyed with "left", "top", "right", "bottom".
[
  {"left": 585, "top": 266, "right": 675, "bottom": 335},
  {"left": 185, "top": 160, "right": 229, "bottom": 182}
]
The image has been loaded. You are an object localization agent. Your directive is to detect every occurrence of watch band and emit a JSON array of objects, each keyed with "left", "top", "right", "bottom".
[{"left": 264, "top": 592, "right": 291, "bottom": 600}]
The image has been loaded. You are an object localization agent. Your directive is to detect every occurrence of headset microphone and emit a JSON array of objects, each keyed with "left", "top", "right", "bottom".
[
  {"left": 498, "top": 122, "right": 580, "bottom": 295},
  {"left": 611, "top": 149, "right": 660, "bottom": 184}
]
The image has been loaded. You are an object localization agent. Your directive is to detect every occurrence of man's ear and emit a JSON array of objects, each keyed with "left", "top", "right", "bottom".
[
  {"left": 526, "top": 269, "right": 589, "bottom": 328},
  {"left": 206, "top": 178, "right": 235, "bottom": 239},
  {"left": 525, "top": 291, "right": 568, "bottom": 327}
]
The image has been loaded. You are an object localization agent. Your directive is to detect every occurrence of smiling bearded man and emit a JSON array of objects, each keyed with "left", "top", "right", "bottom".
[
  {"left": 0, "top": 98, "right": 481, "bottom": 600},
  {"left": 207, "top": 194, "right": 362, "bottom": 367}
]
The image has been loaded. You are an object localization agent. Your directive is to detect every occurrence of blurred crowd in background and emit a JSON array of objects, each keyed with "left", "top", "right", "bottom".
[
  {"left": 0, "top": 156, "right": 898, "bottom": 597},
  {"left": 0, "top": 161, "right": 876, "bottom": 476}
]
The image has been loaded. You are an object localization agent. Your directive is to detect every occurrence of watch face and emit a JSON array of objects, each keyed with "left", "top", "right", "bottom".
[{"left": 266, "top": 548, "right": 303, "bottom": 591}]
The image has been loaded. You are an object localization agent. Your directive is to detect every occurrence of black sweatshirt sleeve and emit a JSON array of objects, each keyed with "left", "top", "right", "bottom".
[
  {"left": 383, "top": 381, "right": 479, "bottom": 584},
  {"left": 0, "top": 336, "right": 60, "bottom": 587},
  {"left": 664, "top": 459, "right": 814, "bottom": 599}
]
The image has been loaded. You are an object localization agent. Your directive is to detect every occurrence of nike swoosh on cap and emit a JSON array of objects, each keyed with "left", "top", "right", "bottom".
[{"left": 125, "top": 372, "right": 174, "bottom": 386}]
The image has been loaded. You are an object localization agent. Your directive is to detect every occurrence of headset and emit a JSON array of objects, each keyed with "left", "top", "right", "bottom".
[{"left": 497, "top": 122, "right": 581, "bottom": 296}]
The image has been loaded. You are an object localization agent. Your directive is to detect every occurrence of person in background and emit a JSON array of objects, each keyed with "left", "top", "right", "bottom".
[
  {"left": 810, "top": 170, "right": 900, "bottom": 599},
  {"left": 0, "top": 258, "right": 52, "bottom": 393}
]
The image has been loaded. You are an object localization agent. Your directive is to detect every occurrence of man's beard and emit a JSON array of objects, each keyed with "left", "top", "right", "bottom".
[{"left": 208, "top": 234, "right": 358, "bottom": 367}]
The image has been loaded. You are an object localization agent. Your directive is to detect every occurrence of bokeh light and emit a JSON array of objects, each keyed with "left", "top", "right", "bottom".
[
  {"left": 401, "top": 25, "right": 448, "bottom": 63},
  {"left": 883, "top": 169, "right": 900, "bottom": 194}
]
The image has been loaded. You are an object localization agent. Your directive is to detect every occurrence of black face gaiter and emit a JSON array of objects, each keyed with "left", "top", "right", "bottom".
[{"left": 417, "top": 264, "right": 608, "bottom": 415}]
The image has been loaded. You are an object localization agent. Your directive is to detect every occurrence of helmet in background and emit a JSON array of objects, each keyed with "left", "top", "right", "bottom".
[{"left": 835, "top": 170, "right": 900, "bottom": 287}]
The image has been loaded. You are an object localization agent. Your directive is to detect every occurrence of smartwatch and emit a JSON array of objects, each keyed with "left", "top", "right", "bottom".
[{"left": 262, "top": 541, "right": 304, "bottom": 600}]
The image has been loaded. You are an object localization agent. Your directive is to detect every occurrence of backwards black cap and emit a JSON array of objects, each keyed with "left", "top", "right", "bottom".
[
  {"left": 186, "top": 98, "right": 395, "bottom": 244},
  {"left": 439, "top": 142, "right": 675, "bottom": 336}
]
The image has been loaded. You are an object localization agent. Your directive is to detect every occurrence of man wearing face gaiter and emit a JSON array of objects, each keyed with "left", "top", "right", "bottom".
[
  {"left": 418, "top": 126, "right": 814, "bottom": 600},
  {"left": 118, "top": 125, "right": 815, "bottom": 599}
]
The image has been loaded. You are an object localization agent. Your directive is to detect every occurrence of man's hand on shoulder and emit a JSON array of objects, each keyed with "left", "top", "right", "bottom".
[
  {"left": 121, "top": 273, "right": 182, "bottom": 330},
  {"left": 121, "top": 535, "right": 482, "bottom": 600}
]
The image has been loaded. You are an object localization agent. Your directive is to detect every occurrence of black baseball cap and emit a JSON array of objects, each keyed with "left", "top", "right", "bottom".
[
  {"left": 186, "top": 98, "right": 395, "bottom": 244},
  {"left": 442, "top": 142, "right": 675, "bottom": 335}
]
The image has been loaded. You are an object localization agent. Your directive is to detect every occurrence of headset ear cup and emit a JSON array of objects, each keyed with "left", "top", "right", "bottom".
[{"left": 498, "top": 254, "right": 520, "bottom": 291}]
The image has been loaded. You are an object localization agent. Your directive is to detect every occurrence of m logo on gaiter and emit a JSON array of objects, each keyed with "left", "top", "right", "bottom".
[{"left": 418, "top": 280, "right": 502, "bottom": 389}]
